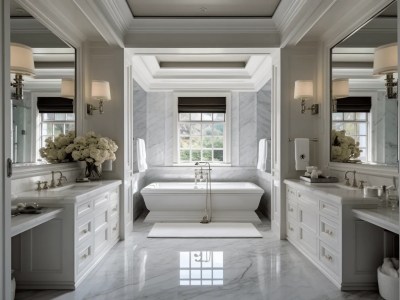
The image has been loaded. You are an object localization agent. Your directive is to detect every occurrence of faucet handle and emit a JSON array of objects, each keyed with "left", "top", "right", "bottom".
[
  {"left": 358, "top": 180, "right": 365, "bottom": 189},
  {"left": 345, "top": 178, "right": 350, "bottom": 186},
  {"left": 36, "top": 181, "right": 42, "bottom": 191},
  {"left": 42, "top": 181, "right": 49, "bottom": 190}
]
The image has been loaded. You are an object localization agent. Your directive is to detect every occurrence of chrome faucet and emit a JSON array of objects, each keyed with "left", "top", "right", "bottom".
[
  {"left": 344, "top": 170, "right": 357, "bottom": 188},
  {"left": 50, "top": 171, "right": 68, "bottom": 188}
]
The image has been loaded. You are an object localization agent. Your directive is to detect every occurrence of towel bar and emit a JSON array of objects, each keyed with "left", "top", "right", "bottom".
[{"left": 288, "top": 138, "right": 318, "bottom": 142}]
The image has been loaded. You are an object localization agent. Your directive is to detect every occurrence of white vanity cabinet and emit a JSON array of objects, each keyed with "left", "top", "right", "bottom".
[
  {"left": 284, "top": 180, "right": 383, "bottom": 290},
  {"left": 12, "top": 180, "right": 121, "bottom": 289}
]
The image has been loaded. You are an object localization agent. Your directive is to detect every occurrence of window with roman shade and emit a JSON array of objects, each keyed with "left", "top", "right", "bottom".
[{"left": 177, "top": 97, "right": 228, "bottom": 163}]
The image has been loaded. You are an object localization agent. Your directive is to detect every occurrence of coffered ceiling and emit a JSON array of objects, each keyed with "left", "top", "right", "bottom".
[{"left": 125, "top": 0, "right": 281, "bottom": 17}]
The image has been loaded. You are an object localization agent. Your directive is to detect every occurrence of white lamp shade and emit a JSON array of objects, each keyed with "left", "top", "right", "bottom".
[
  {"left": 332, "top": 79, "right": 349, "bottom": 98},
  {"left": 10, "top": 43, "right": 35, "bottom": 76},
  {"left": 373, "top": 43, "right": 398, "bottom": 75},
  {"left": 91, "top": 80, "right": 111, "bottom": 101},
  {"left": 294, "top": 80, "right": 313, "bottom": 99},
  {"left": 61, "top": 78, "right": 75, "bottom": 98}
]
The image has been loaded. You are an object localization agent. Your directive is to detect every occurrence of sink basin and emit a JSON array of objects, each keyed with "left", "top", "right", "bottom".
[
  {"left": 47, "top": 182, "right": 99, "bottom": 192},
  {"left": 311, "top": 183, "right": 359, "bottom": 191}
]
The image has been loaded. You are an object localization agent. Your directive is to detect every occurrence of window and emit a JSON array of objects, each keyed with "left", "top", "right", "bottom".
[
  {"left": 178, "top": 112, "right": 225, "bottom": 163},
  {"left": 175, "top": 94, "right": 231, "bottom": 164},
  {"left": 39, "top": 113, "right": 75, "bottom": 148},
  {"left": 332, "top": 112, "right": 368, "bottom": 161}
]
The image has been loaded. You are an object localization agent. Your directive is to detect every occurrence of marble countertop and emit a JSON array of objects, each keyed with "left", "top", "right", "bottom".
[
  {"left": 284, "top": 179, "right": 380, "bottom": 205},
  {"left": 13, "top": 180, "right": 122, "bottom": 204},
  {"left": 11, "top": 207, "right": 63, "bottom": 237},
  {"left": 352, "top": 207, "right": 399, "bottom": 234}
]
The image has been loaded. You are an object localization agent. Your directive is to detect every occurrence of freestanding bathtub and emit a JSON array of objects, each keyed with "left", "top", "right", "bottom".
[{"left": 141, "top": 182, "right": 264, "bottom": 223}]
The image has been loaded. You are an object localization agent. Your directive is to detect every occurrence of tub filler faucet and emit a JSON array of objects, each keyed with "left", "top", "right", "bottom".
[{"left": 194, "top": 162, "right": 212, "bottom": 224}]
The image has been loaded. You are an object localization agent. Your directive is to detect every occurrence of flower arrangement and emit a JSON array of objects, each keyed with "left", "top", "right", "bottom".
[
  {"left": 65, "top": 131, "right": 118, "bottom": 166},
  {"left": 331, "top": 129, "right": 361, "bottom": 162},
  {"left": 39, "top": 131, "right": 75, "bottom": 163}
]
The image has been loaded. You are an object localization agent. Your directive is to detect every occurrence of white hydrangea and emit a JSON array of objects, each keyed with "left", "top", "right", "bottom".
[
  {"left": 39, "top": 131, "right": 75, "bottom": 163},
  {"left": 331, "top": 129, "right": 362, "bottom": 162},
  {"left": 65, "top": 131, "right": 118, "bottom": 165}
]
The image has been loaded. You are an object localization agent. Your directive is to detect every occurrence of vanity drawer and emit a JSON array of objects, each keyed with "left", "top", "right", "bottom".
[
  {"left": 94, "top": 224, "right": 109, "bottom": 254},
  {"left": 110, "top": 217, "right": 119, "bottom": 242},
  {"left": 109, "top": 199, "right": 119, "bottom": 220},
  {"left": 287, "top": 198, "right": 297, "bottom": 221},
  {"left": 287, "top": 219, "right": 297, "bottom": 241},
  {"left": 77, "top": 215, "right": 93, "bottom": 245},
  {"left": 76, "top": 199, "right": 93, "bottom": 219},
  {"left": 320, "top": 200, "right": 339, "bottom": 218},
  {"left": 77, "top": 240, "right": 94, "bottom": 275},
  {"left": 298, "top": 204, "right": 318, "bottom": 233},
  {"left": 319, "top": 241, "right": 339, "bottom": 275},
  {"left": 286, "top": 186, "right": 297, "bottom": 199},
  {"left": 299, "top": 226, "right": 317, "bottom": 256},
  {"left": 94, "top": 193, "right": 109, "bottom": 209},
  {"left": 319, "top": 216, "right": 339, "bottom": 248},
  {"left": 297, "top": 192, "right": 318, "bottom": 208},
  {"left": 94, "top": 206, "right": 109, "bottom": 232}
]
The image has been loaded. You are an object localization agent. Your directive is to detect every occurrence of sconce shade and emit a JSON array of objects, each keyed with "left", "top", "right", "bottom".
[
  {"left": 10, "top": 43, "right": 35, "bottom": 76},
  {"left": 91, "top": 80, "right": 111, "bottom": 101},
  {"left": 332, "top": 79, "right": 349, "bottom": 98},
  {"left": 61, "top": 78, "right": 75, "bottom": 98},
  {"left": 373, "top": 43, "right": 398, "bottom": 75},
  {"left": 294, "top": 80, "right": 313, "bottom": 99}
]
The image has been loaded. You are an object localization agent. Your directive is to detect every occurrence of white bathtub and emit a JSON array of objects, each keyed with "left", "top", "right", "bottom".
[{"left": 141, "top": 182, "right": 264, "bottom": 223}]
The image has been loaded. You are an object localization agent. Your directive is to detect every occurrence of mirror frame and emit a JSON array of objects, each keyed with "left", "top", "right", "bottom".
[{"left": 324, "top": 0, "right": 398, "bottom": 177}]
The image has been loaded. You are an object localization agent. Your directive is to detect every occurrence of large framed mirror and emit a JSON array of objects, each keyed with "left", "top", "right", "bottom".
[
  {"left": 10, "top": 10, "right": 76, "bottom": 165},
  {"left": 330, "top": 0, "right": 398, "bottom": 166}
]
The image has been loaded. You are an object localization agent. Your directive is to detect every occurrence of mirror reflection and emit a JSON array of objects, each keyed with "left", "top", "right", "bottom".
[
  {"left": 330, "top": 1, "right": 398, "bottom": 165},
  {"left": 10, "top": 15, "right": 75, "bottom": 164}
]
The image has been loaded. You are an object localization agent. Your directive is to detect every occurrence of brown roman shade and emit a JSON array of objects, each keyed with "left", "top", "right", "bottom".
[
  {"left": 37, "top": 97, "right": 74, "bottom": 113},
  {"left": 178, "top": 97, "right": 226, "bottom": 113},
  {"left": 336, "top": 97, "right": 372, "bottom": 113}
]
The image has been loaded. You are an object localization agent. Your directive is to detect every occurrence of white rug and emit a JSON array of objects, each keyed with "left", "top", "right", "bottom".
[{"left": 148, "top": 222, "right": 262, "bottom": 238}]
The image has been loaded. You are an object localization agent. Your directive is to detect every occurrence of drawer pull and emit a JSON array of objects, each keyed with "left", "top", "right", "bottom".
[
  {"left": 289, "top": 207, "right": 294, "bottom": 212},
  {"left": 322, "top": 204, "right": 326, "bottom": 208},
  {"left": 113, "top": 225, "right": 118, "bottom": 231},
  {"left": 324, "top": 254, "right": 333, "bottom": 261},
  {"left": 289, "top": 226, "right": 294, "bottom": 232},
  {"left": 325, "top": 229, "right": 333, "bottom": 236},
  {"left": 82, "top": 229, "right": 88, "bottom": 234},
  {"left": 298, "top": 194, "right": 301, "bottom": 198},
  {"left": 112, "top": 207, "right": 118, "bottom": 212},
  {"left": 82, "top": 253, "right": 88, "bottom": 259}
]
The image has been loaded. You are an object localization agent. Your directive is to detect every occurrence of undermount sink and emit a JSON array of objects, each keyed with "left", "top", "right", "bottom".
[
  {"left": 46, "top": 182, "right": 99, "bottom": 192},
  {"left": 311, "top": 183, "right": 359, "bottom": 191}
]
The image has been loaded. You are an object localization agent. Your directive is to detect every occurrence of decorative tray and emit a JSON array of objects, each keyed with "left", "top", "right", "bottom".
[{"left": 300, "top": 176, "right": 339, "bottom": 183}]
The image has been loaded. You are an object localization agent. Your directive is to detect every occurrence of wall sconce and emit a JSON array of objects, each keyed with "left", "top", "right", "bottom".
[
  {"left": 294, "top": 80, "right": 318, "bottom": 114},
  {"left": 373, "top": 43, "right": 398, "bottom": 99},
  {"left": 331, "top": 78, "right": 349, "bottom": 112},
  {"left": 87, "top": 80, "right": 111, "bottom": 115},
  {"left": 10, "top": 43, "right": 35, "bottom": 100},
  {"left": 61, "top": 78, "right": 75, "bottom": 98}
]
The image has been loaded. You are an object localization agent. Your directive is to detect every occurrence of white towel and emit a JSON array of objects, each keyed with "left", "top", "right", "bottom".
[
  {"left": 257, "top": 139, "right": 267, "bottom": 171},
  {"left": 382, "top": 258, "right": 399, "bottom": 278},
  {"left": 294, "top": 138, "right": 309, "bottom": 171},
  {"left": 136, "top": 138, "right": 148, "bottom": 173}
]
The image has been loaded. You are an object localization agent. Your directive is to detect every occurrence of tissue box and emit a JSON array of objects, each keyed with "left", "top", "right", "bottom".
[{"left": 378, "top": 267, "right": 399, "bottom": 300}]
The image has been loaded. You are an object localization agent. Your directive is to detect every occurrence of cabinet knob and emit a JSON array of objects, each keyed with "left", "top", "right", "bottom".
[
  {"left": 113, "top": 226, "right": 117, "bottom": 231},
  {"left": 112, "top": 207, "right": 118, "bottom": 211},
  {"left": 289, "top": 227, "right": 294, "bottom": 231},
  {"left": 82, "top": 229, "right": 88, "bottom": 234},
  {"left": 325, "top": 254, "right": 332, "bottom": 261},
  {"left": 82, "top": 254, "right": 88, "bottom": 259},
  {"left": 325, "top": 229, "right": 333, "bottom": 236}
]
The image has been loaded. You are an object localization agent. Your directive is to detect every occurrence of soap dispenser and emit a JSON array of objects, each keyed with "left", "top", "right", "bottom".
[{"left": 386, "top": 186, "right": 398, "bottom": 211}]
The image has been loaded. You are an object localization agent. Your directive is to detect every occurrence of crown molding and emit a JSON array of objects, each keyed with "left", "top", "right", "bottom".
[
  {"left": 15, "top": 0, "right": 86, "bottom": 48},
  {"left": 73, "top": 0, "right": 124, "bottom": 47},
  {"left": 101, "top": 0, "right": 132, "bottom": 33},
  {"left": 273, "top": 0, "right": 337, "bottom": 47},
  {"left": 320, "top": 0, "right": 394, "bottom": 47}
]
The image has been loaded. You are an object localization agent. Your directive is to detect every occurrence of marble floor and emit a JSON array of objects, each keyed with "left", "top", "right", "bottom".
[{"left": 15, "top": 214, "right": 382, "bottom": 300}]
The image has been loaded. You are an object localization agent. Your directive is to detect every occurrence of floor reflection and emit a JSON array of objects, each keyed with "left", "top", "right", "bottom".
[{"left": 179, "top": 251, "right": 223, "bottom": 286}]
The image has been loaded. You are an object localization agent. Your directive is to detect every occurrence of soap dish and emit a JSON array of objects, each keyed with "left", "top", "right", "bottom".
[{"left": 300, "top": 176, "right": 339, "bottom": 183}]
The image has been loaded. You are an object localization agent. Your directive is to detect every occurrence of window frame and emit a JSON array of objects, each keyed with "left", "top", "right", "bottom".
[{"left": 173, "top": 92, "right": 231, "bottom": 166}]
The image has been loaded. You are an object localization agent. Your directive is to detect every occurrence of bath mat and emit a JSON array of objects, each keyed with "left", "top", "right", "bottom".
[{"left": 148, "top": 222, "right": 262, "bottom": 238}]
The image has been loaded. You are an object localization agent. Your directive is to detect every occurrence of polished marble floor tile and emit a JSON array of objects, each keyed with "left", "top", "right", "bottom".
[{"left": 15, "top": 214, "right": 382, "bottom": 300}]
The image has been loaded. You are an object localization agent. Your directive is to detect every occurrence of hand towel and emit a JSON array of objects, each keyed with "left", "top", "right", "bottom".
[
  {"left": 137, "top": 138, "right": 148, "bottom": 172},
  {"left": 382, "top": 258, "right": 399, "bottom": 278},
  {"left": 257, "top": 139, "right": 267, "bottom": 171},
  {"left": 294, "top": 138, "right": 309, "bottom": 171}
]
